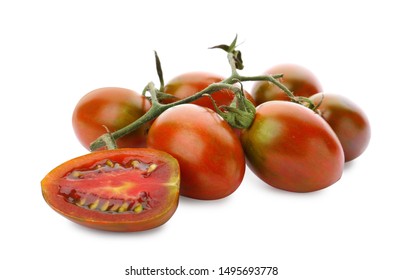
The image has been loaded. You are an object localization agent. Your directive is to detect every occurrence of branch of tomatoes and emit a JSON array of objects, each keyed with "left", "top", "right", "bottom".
[{"left": 89, "top": 35, "right": 304, "bottom": 151}]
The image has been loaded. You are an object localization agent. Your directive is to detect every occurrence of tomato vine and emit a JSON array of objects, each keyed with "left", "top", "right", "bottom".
[{"left": 89, "top": 35, "right": 304, "bottom": 151}]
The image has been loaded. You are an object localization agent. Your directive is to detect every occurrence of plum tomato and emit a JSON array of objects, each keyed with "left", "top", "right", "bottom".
[
  {"left": 251, "top": 64, "right": 323, "bottom": 105},
  {"left": 241, "top": 101, "right": 344, "bottom": 192},
  {"left": 147, "top": 104, "right": 245, "bottom": 200},
  {"left": 72, "top": 87, "right": 151, "bottom": 150},
  {"left": 163, "top": 71, "right": 256, "bottom": 110},
  {"left": 310, "top": 93, "right": 371, "bottom": 162},
  {"left": 41, "top": 148, "right": 180, "bottom": 232}
]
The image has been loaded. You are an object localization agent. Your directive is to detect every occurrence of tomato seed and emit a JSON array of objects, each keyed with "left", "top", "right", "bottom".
[
  {"left": 76, "top": 197, "right": 86, "bottom": 206},
  {"left": 134, "top": 204, "right": 143, "bottom": 213},
  {"left": 118, "top": 202, "right": 129, "bottom": 213},
  {"left": 88, "top": 199, "right": 99, "bottom": 210},
  {"left": 146, "top": 164, "right": 158, "bottom": 174},
  {"left": 62, "top": 189, "right": 151, "bottom": 214},
  {"left": 99, "top": 200, "right": 109, "bottom": 212},
  {"left": 105, "top": 160, "right": 114, "bottom": 167},
  {"left": 131, "top": 160, "right": 141, "bottom": 168}
]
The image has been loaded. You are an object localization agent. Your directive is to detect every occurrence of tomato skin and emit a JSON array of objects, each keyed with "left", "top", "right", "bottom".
[
  {"left": 41, "top": 148, "right": 180, "bottom": 232},
  {"left": 72, "top": 87, "right": 151, "bottom": 150},
  {"left": 251, "top": 64, "right": 323, "bottom": 105},
  {"left": 147, "top": 104, "right": 245, "bottom": 200},
  {"left": 310, "top": 93, "right": 371, "bottom": 162},
  {"left": 164, "top": 71, "right": 256, "bottom": 109},
  {"left": 241, "top": 101, "right": 344, "bottom": 192}
]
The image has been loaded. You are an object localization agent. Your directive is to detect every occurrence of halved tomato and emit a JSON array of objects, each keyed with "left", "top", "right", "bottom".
[{"left": 41, "top": 148, "right": 180, "bottom": 232}]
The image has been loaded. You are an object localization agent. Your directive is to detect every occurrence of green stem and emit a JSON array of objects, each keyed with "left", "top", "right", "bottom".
[
  {"left": 89, "top": 38, "right": 300, "bottom": 151},
  {"left": 170, "top": 83, "right": 242, "bottom": 106},
  {"left": 89, "top": 82, "right": 242, "bottom": 151},
  {"left": 89, "top": 73, "right": 291, "bottom": 151},
  {"left": 223, "top": 50, "right": 295, "bottom": 101},
  {"left": 239, "top": 74, "right": 296, "bottom": 101},
  {"left": 91, "top": 83, "right": 163, "bottom": 151},
  {"left": 227, "top": 52, "right": 239, "bottom": 77}
]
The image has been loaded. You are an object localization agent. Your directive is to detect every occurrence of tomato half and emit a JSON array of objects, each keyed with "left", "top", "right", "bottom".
[
  {"left": 241, "top": 101, "right": 344, "bottom": 192},
  {"left": 251, "top": 64, "right": 323, "bottom": 105},
  {"left": 72, "top": 87, "right": 151, "bottom": 150},
  {"left": 41, "top": 148, "right": 180, "bottom": 232},
  {"left": 147, "top": 104, "right": 245, "bottom": 200},
  {"left": 163, "top": 71, "right": 256, "bottom": 110},
  {"left": 310, "top": 93, "right": 371, "bottom": 162}
]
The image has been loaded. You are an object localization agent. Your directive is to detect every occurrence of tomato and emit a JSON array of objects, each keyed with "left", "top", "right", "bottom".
[
  {"left": 241, "top": 101, "right": 344, "bottom": 192},
  {"left": 147, "top": 104, "right": 245, "bottom": 200},
  {"left": 41, "top": 148, "right": 180, "bottom": 232},
  {"left": 310, "top": 93, "right": 371, "bottom": 162},
  {"left": 163, "top": 71, "right": 256, "bottom": 110},
  {"left": 251, "top": 64, "right": 323, "bottom": 105},
  {"left": 72, "top": 87, "right": 151, "bottom": 150}
]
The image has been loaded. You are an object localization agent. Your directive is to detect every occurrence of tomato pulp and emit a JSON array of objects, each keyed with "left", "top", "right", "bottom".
[
  {"left": 241, "top": 101, "right": 344, "bottom": 192},
  {"left": 147, "top": 104, "right": 245, "bottom": 200},
  {"left": 41, "top": 148, "right": 180, "bottom": 232}
]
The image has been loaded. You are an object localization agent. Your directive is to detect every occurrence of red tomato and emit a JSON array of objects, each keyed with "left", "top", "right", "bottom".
[
  {"left": 72, "top": 87, "right": 151, "bottom": 150},
  {"left": 147, "top": 104, "right": 245, "bottom": 200},
  {"left": 251, "top": 64, "right": 323, "bottom": 105},
  {"left": 241, "top": 101, "right": 344, "bottom": 192},
  {"left": 163, "top": 71, "right": 256, "bottom": 109},
  {"left": 41, "top": 148, "right": 180, "bottom": 232},
  {"left": 310, "top": 93, "right": 371, "bottom": 162}
]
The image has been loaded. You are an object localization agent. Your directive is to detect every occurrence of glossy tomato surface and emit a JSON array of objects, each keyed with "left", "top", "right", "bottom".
[
  {"left": 147, "top": 104, "right": 245, "bottom": 200},
  {"left": 72, "top": 87, "right": 151, "bottom": 150},
  {"left": 310, "top": 93, "right": 371, "bottom": 162},
  {"left": 241, "top": 101, "right": 344, "bottom": 192},
  {"left": 41, "top": 148, "right": 180, "bottom": 232},
  {"left": 251, "top": 64, "right": 323, "bottom": 105},
  {"left": 163, "top": 71, "right": 255, "bottom": 110}
]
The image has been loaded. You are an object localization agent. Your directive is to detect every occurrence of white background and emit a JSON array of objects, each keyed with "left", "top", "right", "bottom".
[{"left": 1, "top": 0, "right": 401, "bottom": 279}]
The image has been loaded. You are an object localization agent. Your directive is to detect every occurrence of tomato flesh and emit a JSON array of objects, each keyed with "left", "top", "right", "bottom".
[
  {"left": 241, "top": 101, "right": 344, "bottom": 192},
  {"left": 41, "top": 148, "right": 180, "bottom": 232}
]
